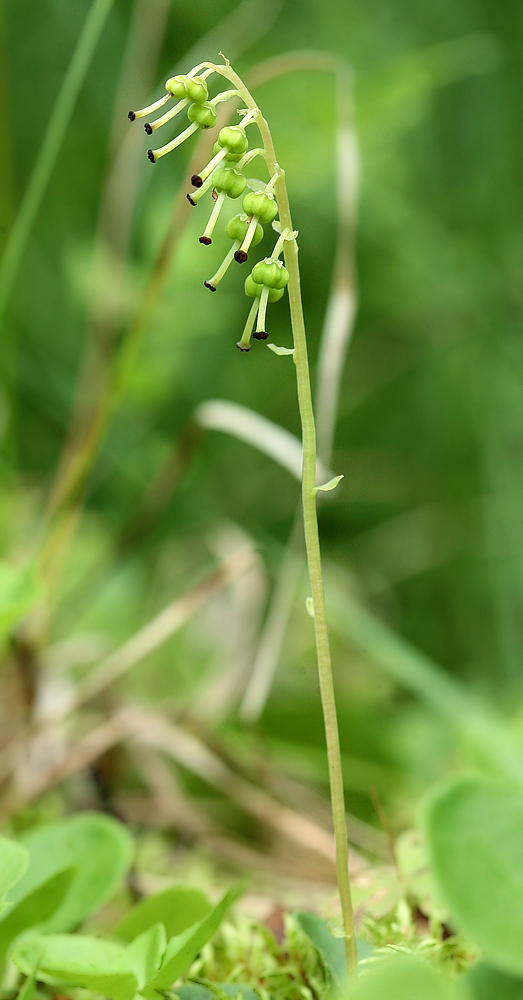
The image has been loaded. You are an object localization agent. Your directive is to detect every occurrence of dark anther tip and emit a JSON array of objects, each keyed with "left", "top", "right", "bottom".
[
  {"left": 253, "top": 331, "right": 267, "bottom": 341},
  {"left": 187, "top": 194, "right": 196, "bottom": 206},
  {"left": 236, "top": 343, "right": 251, "bottom": 352},
  {"left": 191, "top": 174, "right": 203, "bottom": 188},
  {"left": 144, "top": 122, "right": 153, "bottom": 135},
  {"left": 234, "top": 250, "right": 248, "bottom": 264},
  {"left": 147, "top": 149, "right": 156, "bottom": 163},
  {"left": 128, "top": 111, "right": 136, "bottom": 121},
  {"left": 211, "top": 189, "right": 218, "bottom": 201},
  {"left": 199, "top": 236, "right": 212, "bottom": 245},
  {"left": 204, "top": 282, "right": 216, "bottom": 292}
]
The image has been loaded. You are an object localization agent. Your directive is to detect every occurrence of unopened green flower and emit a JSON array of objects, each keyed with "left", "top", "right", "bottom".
[
  {"left": 225, "top": 214, "right": 263, "bottom": 245},
  {"left": 233, "top": 191, "right": 279, "bottom": 263},
  {"left": 251, "top": 258, "right": 289, "bottom": 289},
  {"left": 217, "top": 126, "right": 249, "bottom": 156},
  {"left": 204, "top": 216, "right": 263, "bottom": 292},
  {"left": 244, "top": 275, "right": 284, "bottom": 302},
  {"left": 242, "top": 191, "right": 278, "bottom": 224},
  {"left": 212, "top": 167, "right": 246, "bottom": 199},
  {"left": 187, "top": 101, "right": 217, "bottom": 129},
  {"left": 183, "top": 75, "right": 209, "bottom": 103}
]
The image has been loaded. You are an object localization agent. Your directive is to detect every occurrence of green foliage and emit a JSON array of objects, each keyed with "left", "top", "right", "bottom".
[
  {"left": 11, "top": 933, "right": 138, "bottom": 1000},
  {"left": 345, "top": 955, "right": 463, "bottom": 999},
  {"left": 296, "top": 912, "right": 373, "bottom": 993},
  {"left": 466, "top": 963, "right": 523, "bottom": 1000},
  {"left": 124, "top": 923, "right": 167, "bottom": 989},
  {"left": 0, "top": 867, "right": 75, "bottom": 957},
  {"left": 0, "top": 563, "right": 41, "bottom": 639},
  {"left": 0, "top": 837, "right": 28, "bottom": 914},
  {"left": 141, "top": 886, "right": 242, "bottom": 999},
  {"left": 115, "top": 886, "right": 211, "bottom": 942},
  {"left": 5, "top": 813, "right": 134, "bottom": 934},
  {"left": 424, "top": 775, "right": 523, "bottom": 976}
]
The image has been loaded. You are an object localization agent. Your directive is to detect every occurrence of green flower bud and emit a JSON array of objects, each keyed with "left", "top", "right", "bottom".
[
  {"left": 184, "top": 76, "right": 208, "bottom": 103},
  {"left": 244, "top": 275, "right": 284, "bottom": 302},
  {"left": 242, "top": 191, "right": 278, "bottom": 224},
  {"left": 217, "top": 126, "right": 249, "bottom": 155},
  {"left": 212, "top": 140, "right": 242, "bottom": 163},
  {"left": 225, "top": 214, "right": 263, "bottom": 246},
  {"left": 251, "top": 258, "right": 289, "bottom": 289},
  {"left": 213, "top": 167, "right": 246, "bottom": 199},
  {"left": 165, "top": 75, "right": 188, "bottom": 99},
  {"left": 187, "top": 101, "right": 217, "bottom": 129}
]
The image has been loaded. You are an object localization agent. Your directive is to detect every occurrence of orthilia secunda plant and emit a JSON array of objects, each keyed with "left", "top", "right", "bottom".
[{"left": 129, "top": 58, "right": 358, "bottom": 976}]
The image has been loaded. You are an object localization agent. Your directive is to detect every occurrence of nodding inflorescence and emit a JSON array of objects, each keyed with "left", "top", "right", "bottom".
[{"left": 129, "top": 63, "right": 291, "bottom": 351}]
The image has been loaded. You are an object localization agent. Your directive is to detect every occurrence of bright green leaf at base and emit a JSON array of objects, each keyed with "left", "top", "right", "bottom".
[
  {"left": 466, "top": 962, "right": 523, "bottom": 999},
  {"left": 296, "top": 912, "right": 373, "bottom": 993},
  {"left": 346, "top": 955, "right": 462, "bottom": 999},
  {"left": 0, "top": 838, "right": 28, "bottom": 914},
  {"left": 141, "top": 884, "right": 242, "bottom": 998},
  {"left": 11, "top": 933, "right": 138, "bottom": 1000},
  {"left": 125, "top": 923, "right": 166, "bottom": 988},
  {"left": 177, "top": 985, "right": 261, "bottom": 1000},
  {"left": 0, "top": 867, "right": 75, "bottom": 957},
  {"left": 424, "top": 775, "right": 523, "bottom": 976},
  {"left": 115, "top": 886, "right": 211, "bottom": 942},
  {"left": 4, "top": 813, "right": 133, "bottom": 933}
]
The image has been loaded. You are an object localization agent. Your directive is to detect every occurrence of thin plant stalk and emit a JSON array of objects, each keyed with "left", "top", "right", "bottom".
[
  {"left": 0, "top": 0, "right": 116, "bottom": 325},
  {"left": 203, "top": 59, "right": 358, "bottom": 975}
]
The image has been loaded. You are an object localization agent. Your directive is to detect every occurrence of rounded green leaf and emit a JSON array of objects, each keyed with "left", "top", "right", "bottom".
[
  {"left": 424, "top": 775, "right": 523, "bottom": 975},
  {"left": 12, "top": 933, "right": 137, "bottom": 1000},
  {"left": 115, "top": 886, "right": 211, "bottom": 942},
  {"left": 5, "top": 813, "right": 133, "bottom": 933},
  {"left": 0, "top": 868, "right": 75, "bottom": 957},
  {"left": 346, "top": 955, "right": 460, "bottom": 999},
  {"left": 466, "top": 962, "right": 523, "bottom": 1000},
  {"left": 0, "top": 837, "right": 29, "bottom": 913}
]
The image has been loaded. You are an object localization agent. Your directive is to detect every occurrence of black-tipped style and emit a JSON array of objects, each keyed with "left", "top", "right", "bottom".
[
  {"left": 128, "top": 111, "right": 136, "bottom": 121},
  {"left": 191, "top": 174, "right": 203, "bottom": 188},
  {"left": 147, "top": 149, "right": 156, "bottom": 163},
  {"left": 199, "top": 236, "right": 212, "bottom": 245},
  {"left": 204, "top": 281, "right": 217, "bottom": 291},
  {"left": 144, "top": 122, "right": 153, "bottom": 135},
  {"left": 234, "top": 250, "right": 248, "bottom": 263}
]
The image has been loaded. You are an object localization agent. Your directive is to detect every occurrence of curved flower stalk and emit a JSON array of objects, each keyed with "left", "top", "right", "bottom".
[{"left": 129, "top": 59, "right": 358, "bottom": 976}]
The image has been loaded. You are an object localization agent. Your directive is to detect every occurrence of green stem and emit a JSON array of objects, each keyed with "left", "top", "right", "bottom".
[
  {"left": 0, "top": 0, "right": 116, "bottom": 325},
  {"left": 208, "top": 61, "right": 358, "bottom": 975}
]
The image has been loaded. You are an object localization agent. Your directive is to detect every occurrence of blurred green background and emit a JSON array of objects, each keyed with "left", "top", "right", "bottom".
[{"left": 1, "top": 0, "right": 523, "bottom": 860}]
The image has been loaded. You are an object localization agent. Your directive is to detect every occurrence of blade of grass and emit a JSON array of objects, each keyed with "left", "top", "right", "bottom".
[{"left": 0, "top": 0, "right": 116, "bottom": 324}]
